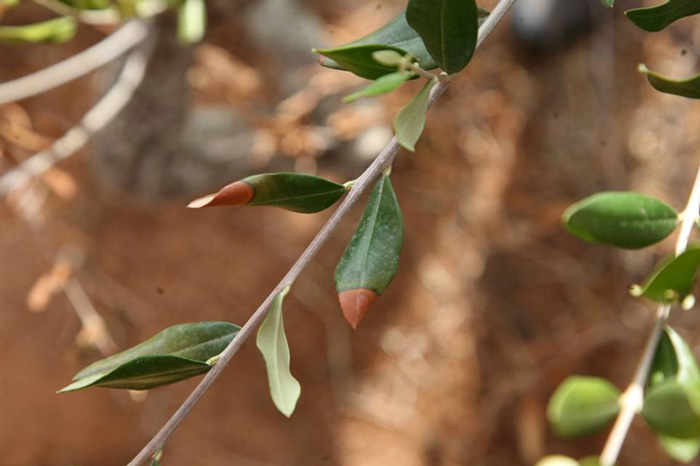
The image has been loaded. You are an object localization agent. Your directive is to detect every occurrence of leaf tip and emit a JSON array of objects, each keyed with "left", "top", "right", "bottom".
[
  {"left": 187, "top": 193, "right": 217, "bottom": 209},
  {"left": 338, "top": 289, "right": 378, "bottom": 329},
  {"left": 638, "top": 63, "right": 650, "bottom": 75},
  {"left": 188, "top": 181, "right": 255, "bottom": 209}
]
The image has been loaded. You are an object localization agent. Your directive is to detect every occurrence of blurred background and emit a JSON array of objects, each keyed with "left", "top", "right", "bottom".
[{"left": 2, "top": 0, "right": 700, "bottom": 464}]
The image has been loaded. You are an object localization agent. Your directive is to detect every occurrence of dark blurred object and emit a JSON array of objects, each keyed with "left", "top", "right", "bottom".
[{"left": 510, "top": 0, "right": 600, "bottom": 52}]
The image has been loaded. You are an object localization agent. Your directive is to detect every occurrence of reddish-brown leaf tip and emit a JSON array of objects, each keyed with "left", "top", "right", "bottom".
[
  {"left": 187, "top": 181, "right": 254, "bottom": 209},
  {"left": 338, "top": 289, "right": 378, "bottom": 329}
]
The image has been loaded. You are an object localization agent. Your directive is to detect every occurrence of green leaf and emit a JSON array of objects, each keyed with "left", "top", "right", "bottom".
[
  {"left": 343, "top": 71, "right": 413, "bottom": 103},
  {"left": 600, "top": 0, "right": 615, "bottom": 7},
  {"left": 394, "top": 79, "right": 436, "bottom": 152},
  {"left": 660, "top": 436, "right": 700, "bottom": 463},
  {"left": 643, "top": 381, "right": 700, "bottom": 438},
  {"left": 0, "top": 17, "right": 77, "bottom": 44},
  {"left": 626, "top": 0, "right": 700, "bottom": 32},
  {"left": 189, "top": 173, "right": 347, "bottom": 214},
  {"left": 535, "top": 456, "right": 579, "bottom": 466},
  {"left": 547, "top": 376, "right": 621, "bottom": 437},
  {"left": 406, "top": 0, "right": 479, "bottom": 74},
  {"left": 562, "top": 191, "right": 679, "bottom": 249},
  {"left": 334, "top": 175, "right": 403, "bottom": 328},
  {"left": 639, "top": 64, "right": 700, "bottom": 99},
  {"left": 314, "top": 44, "right": 411, "bottom": 80},
  {"left": 578, "top": 458, "right": 603, "bottom": 466},
  {"left": 317, "top": 11, "right": 438, "bottom": 73},
  {"left": 256, "top": 287, "right": 301, "bottom": 417},
  {"left": 635, "top": 245, "right": 700, "bottom": 304},
  {"left": 178, "top": 0, "right": 206, "bottom": 44},
  {"left": 59, "top": 322, "right": 240, "bottom": 392},
  {"left": 649, "top": 328, "right": 680, "bottom": 388}
]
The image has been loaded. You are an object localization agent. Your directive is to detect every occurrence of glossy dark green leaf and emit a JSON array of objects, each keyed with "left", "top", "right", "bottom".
[
  {"left": 660, "top": 436, "right": 700, "bottom": 463},
  {"left": 0, "top": 17, "right": 77, "bottom": 44},
  {"left": 59, "top": 322, "right": 240, "bottom": 392},
  {"left": 635, "top": 245, "right": 700, "bottom": 303},
  {"left": 626, "top": 0, "right": 700, "bottom": 32},
  {"left": 639, "top": 64, "right": 700, "bottom": 99},
  {"left": 334, "top": 175, "right": 403, "bottom": 328},
  {"left": 343, "top": 71, "right": 413, "bottom": 103},
  {"left": 256, "top": 287, "right": 301, "bottom": 417},
  {"left": 562, "top": 191, "right": 679, "bottom": 249},
  {"left": 547, "top": 376, "right": 621, "bottom": 437},
  {"left": 643, "top": 381, "right": 700, "bottom": 438},
  {"left": 189, "top": 173, "right": 347, "bottom": 214},
  {"left": 406, "top": 0, "right": 478, "bottom": 74},
  {"left": 314, "top": 44, "right": 410, "bottom": 80},
  {"left": 394, "top": 79, "right": 436, "bottom": 152},
  {"left": 178, "top": 0, "right": 206, "bottom": 44}
]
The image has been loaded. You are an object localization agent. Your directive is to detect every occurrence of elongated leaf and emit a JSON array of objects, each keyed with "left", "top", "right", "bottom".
[
  {"left": 188, "top": 173, "right": 346, "bottom": 214},
  {"left": 406, "top": 0, "right": 478, "bottom": 74},
  {"left": 643, "top": 381, "right": 700, "bottom": 438},
  {"left": 178, "top": 0, "right": 206, "bottom": 44},
  {"left": 394, "top": 79, "right": 436, "bottom": 152},
  {"left": 343, "top": 71, "right": 412, "bottom": 103},
  {"left": 635, "top": 245, "right": 700, "bottom": 303},
  {"left": 562, "top": 192, "right": 679, "bottom": 249},
  {"left": 660, "top": 436, "right": 700, "bottom": 463},
  {"left": 256, "top": 288, "right": 301, "bottom": 417},
  {"left": 535, "top": 456, "right": 579, "bottom": 466},
  {"left": 649, "top": 328, "right": 680, "bottom": 388},
  {"left": 547, "top": 376, "right": 620, "bottom": 437},
  {"left": 314, "top": 44, "right": 410, "bottom": 80},
  {"left": 59, "top": 322, "right": 240, "bottom": 392},
  {"left": 0, "top": 17, "right": 76, "bottom": 44},
  {"left": 639, "top": 64, "right": 700, "bottom": 99},
  {"left": 626, "top": 0, "right": 700, "bottom": 32},
  {"left": 335, "top": 175, "right": 403, "bottom": 328}
]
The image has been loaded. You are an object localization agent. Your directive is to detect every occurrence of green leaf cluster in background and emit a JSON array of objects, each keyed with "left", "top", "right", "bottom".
[
  {"left": 406, "top": 0, "right": 479, "bottom": 74},
  {"left": 631, "top": 244, "right": 700, "bottom": 304},
  {"left": 547, "top": 376, "right": 621, "bottom": 437},
  {"left": 0, "top": 16, "right": 77, "bottom": 44},
  {"left": 642, "top": 327, "right": 700, "bottom": 461},
  {"left": 59, "top": 322, "right": 240, "bottom": 392},
  {"left": 256, "top": 288, "right": 301, "bottom": 417},
  {"left": 562, "top": 191, "right": 679, "bottom": 249}
]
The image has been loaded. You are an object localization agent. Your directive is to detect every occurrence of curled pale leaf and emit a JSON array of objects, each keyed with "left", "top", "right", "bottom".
[
  {"left": 394, "top": 79, "right": 436, "bottom": 152},
  {"left": 256, "top": 287, "right": 301, "bottom": 417}
]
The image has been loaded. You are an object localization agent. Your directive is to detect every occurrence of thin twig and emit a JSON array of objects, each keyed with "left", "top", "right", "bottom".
[
  {"left": 0, "top": 20, "right": 148, "bottom": 106},
  {"left": 600, "top": 165, "right": 700, "bottom": 466},
  {"left": 126, "top": 1, "right": 516, "bottom": 464},
  {"left": 0, "top": 28, "right": 153, "bottom": 197}
]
